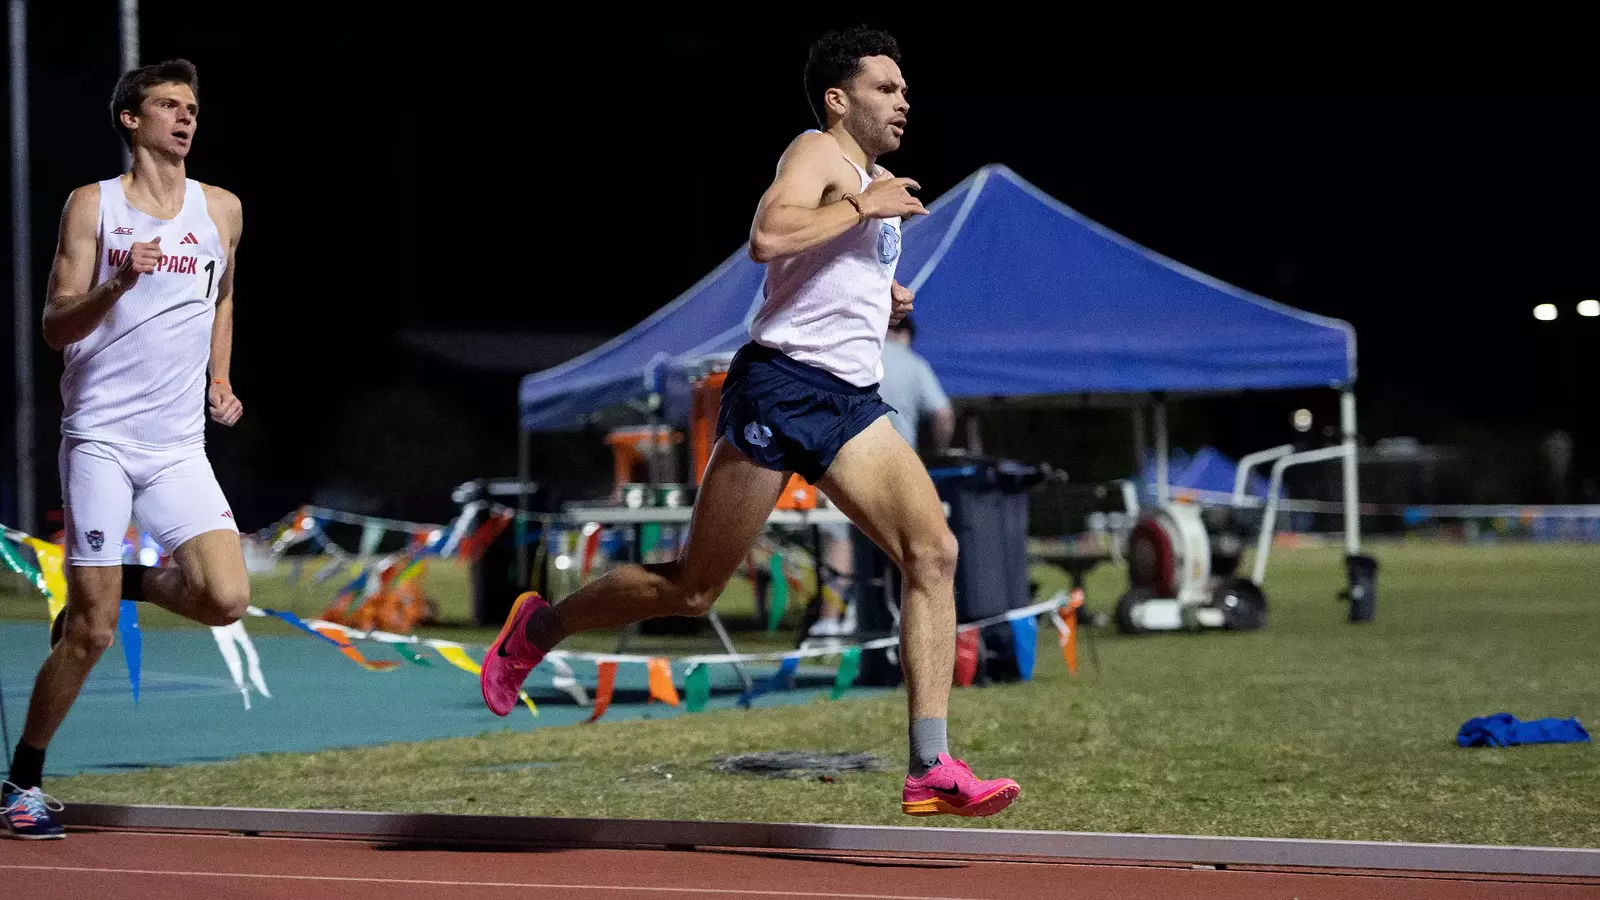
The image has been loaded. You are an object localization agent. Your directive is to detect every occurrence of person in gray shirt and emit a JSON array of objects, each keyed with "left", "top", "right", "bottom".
[
  {"left": 877, "top": 315, "right": 955, "bottom": 452},
  {"left": 811, "top": 315, "right": 954, "bottom": 636}
]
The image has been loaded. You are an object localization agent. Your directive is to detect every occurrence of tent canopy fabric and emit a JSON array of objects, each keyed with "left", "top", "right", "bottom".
[{"left": 519, "top": 163, "right": 1356, "bottom": 432}]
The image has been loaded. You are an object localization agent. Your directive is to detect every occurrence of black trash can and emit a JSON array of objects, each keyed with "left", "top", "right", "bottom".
[
  {"left": 929, "top": 458, "right": 1043, "bottom": 684},
  {"left": 471, "top": 522, "right": 524, "bottom": 627},
  {"left": 851, "top": 526, "right": 903, "bottom": 687},
  {"left": 846, "top": 457, "right": 1044, "bottom": 686},
  {"left": 460, "top": 479, "right": 558, "bottom": 626},
  {"left": 1344, "top": 553, "right": 1378, "bottom": 623}
]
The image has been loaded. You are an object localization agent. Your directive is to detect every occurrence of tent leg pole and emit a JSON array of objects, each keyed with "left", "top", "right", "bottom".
[
  {"left": 516, "top": 424, "right": 530, "bottom": 588},
  {"left": 1341, "top": 390, "right": 1360, "bottom": 556},
  {"left": 1154, "top": 396, "right": 1169, "bottom": 506},
  {"left": 1131, "top": 403, "right": 1147, "bottom": 485}
]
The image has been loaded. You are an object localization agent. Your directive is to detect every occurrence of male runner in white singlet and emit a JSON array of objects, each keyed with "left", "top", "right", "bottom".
[
  {"left": 3, "top": 60, "right": 249, "bottom": 840},
  {"left": 482, "top": 28, "right": 1020, "bottom": 818}
]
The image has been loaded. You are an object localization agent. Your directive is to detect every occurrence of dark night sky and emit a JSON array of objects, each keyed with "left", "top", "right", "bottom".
[{"left": 8, "top": 13, "right": 1600, "bottom": 527}]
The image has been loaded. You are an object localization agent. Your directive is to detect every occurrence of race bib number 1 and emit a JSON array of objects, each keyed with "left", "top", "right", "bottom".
[{"left": 193, "top": 255, "right": 219, "bottom": 301}]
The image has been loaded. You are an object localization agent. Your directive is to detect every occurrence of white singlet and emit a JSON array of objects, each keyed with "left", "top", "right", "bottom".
[
  {"left": 62, "top": 176, "right": 226, "bottom": 450},
  {"left": 749, "top": 134, "right": 903, "bottom": 387},
  {"left": 56, "top": 176, "right": 237, "bottom": 566}
]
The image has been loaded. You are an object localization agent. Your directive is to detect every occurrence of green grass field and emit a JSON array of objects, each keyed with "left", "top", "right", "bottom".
[{"left": 5, "top": 541, "right": 1598, "bottom": 847}]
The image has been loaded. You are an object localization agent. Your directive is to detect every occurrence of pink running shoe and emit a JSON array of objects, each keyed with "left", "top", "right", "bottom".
[
  {"left": 901, "top": 754, "right": 1020, "bottom": 818},
  {"left": 480, "top": 591, "right": 549, "bottom": 716}
]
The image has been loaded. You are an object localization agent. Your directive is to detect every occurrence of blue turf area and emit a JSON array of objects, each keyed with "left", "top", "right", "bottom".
[{"left": 0, "top": 621, "right": 884, "bottom": 777}]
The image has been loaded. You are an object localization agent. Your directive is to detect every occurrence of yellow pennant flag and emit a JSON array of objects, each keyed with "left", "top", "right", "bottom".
[
  {"left": 23, "top": 538, "right": 68, "bottom": 623},
  {"left": 435, "top": 645, "right": 537, "bottom": 717}
]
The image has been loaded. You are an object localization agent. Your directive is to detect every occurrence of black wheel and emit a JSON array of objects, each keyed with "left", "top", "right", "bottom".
[
  {"left": 1211, "top": 577, "right": 1268, "bottom": 632},
  {"left": 1115, "top": 586, "right": 1154, "bottom": 635}
]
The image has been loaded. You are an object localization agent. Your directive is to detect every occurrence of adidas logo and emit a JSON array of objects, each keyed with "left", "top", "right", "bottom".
[{"left": 179, "top": 232, "right": 199, "bottom": 245}]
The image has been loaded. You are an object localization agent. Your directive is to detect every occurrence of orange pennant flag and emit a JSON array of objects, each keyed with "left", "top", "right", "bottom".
[
  {"left": 646, "top": 658, "right": 679, "bottom": 706},
  {"left": 587, "top": 661, "right": 617, "bottom": 722},
  {"left": 1050, "top": 588, "right": 1086, "bottom": 677},
  {"left": 313, "top": 626, "right": 403, "bottom": 671}
]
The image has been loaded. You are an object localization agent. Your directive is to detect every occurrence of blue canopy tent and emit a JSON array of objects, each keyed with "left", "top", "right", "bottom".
[{"left": 516, "top": 163, "right": 1361, "bottom": 554}]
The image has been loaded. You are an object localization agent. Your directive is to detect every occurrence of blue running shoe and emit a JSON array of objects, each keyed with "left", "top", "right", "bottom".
[{"left": 3, "top": 782, "right": 65, "bottom": 840}]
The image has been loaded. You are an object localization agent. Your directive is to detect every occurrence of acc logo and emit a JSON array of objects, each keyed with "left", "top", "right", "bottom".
[
  {"left": 743, "top": 421, "right": 773, "bottom": 448},
  {"left": 877, "top": 222, "right": 901, "bottom": 264},
  {"left": 86, "top": 529, "right": 105, "bottom": 552}
]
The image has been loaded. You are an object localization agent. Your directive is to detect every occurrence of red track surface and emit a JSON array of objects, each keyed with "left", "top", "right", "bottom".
[{"left": 2, "top": 829, "right": 1597, "bottom": 899}]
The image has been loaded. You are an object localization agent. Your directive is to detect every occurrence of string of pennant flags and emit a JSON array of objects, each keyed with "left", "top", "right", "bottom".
[{"left": 2, "top": 505, "right": 1086, "bottom": 723}]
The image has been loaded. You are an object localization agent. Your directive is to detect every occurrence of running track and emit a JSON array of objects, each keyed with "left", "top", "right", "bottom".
[{"left": 3, "top": 828, "right": 1596, "bottom": 899}]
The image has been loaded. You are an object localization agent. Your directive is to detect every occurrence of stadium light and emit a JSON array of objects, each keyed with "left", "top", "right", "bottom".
[
  {"left": 1292, "top": 409, "right": 1313, "bottom": 432},
  {"left": 1579, "top": 299, "right": 1600, "bottom": 317},
  {"left": 1534, "top": 303, "right": 1558, "bottom": 321}
]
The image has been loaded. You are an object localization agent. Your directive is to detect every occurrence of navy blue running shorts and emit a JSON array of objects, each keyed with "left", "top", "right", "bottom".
[{"left": 716, "top": 342, "right": 893, "bottom": 484}]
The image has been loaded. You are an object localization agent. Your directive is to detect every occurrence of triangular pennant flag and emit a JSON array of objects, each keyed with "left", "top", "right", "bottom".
[
  {"left": 1050, "top": 592, "right": 1082, "bottom": 677},
  {"left": 831, "top": 647, "right": 860, "bottom": 700},
  {"left": 587, "top": 661, "right": 617, "bottom": 722},
  {"left": 647, "top": 658, "right": 679, "bottom": 706},
  {"left": 639, "top": 522, "right": 661, "bottom": 558},
  {"left": 435, "top": 644, "right": 482, "bottom": 674},
  {"left": 231, "top": 620, "right": 271, "bottom": 699},
  {"left": 766, "top": 553, "right": 787, "bottom": 631},
  {"left": 457, "top": 509, "right": 513, "bottom": 562},
  {"left": 313, "top": 626, "right": 404, "bottom": 671},
  {"left": 262, "top": 608, "right": 347, "bottom": 648},
  {"left": 684, "top": 662, "right": 711, "bottom": 712},
  {"left": 548, "top": 656, "right": 590, "bottom": 706},
  {"left": 390, "top": 642, "right": 434, "bottom": 666},
  {"left": 953, "top": 629, "right": 979, "bottom": 686},
  {"left": 22, "top": 539, "right": 67, "bottom": 623},
  {"left": 2, "top": 536, "right": 60, "bottom": 627},
  {"left": 211, "top": 623, "right": 252, "bottom": 709},
  {"left": 359, "top": 521, "right": 385, "bottom": 557},
  {"left": 0, "top": 536, "right": 41, "bottom": 585},
  {"left": 1066, "top": 588, "right": 1084, "bottom": 674},
  {"left": 740, "top": 654, "right": 800, "bottom": 707},
  {"left": 435, "top": 645, "right": 537, "bottom": 717},
  {"left": 580, "top": 525, "right": 604, "bottom": 578},
  {"left": 1009, "top": 614, "right": 1038, "bottom": 682},
  {"left": 118, "top": 600, "right": 141, "bottom": 704}
]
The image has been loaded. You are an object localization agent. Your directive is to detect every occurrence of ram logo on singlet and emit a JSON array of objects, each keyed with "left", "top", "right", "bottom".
[{"left": 106, "top": 247, "right": 202, "bottom": 275}]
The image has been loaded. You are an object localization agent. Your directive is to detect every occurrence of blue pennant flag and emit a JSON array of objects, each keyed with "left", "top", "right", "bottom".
[
  {"left": 738, "top": 655, "right": 800, "bottom": 708},
  {"left": 118, "top": 600, "right": 142, "bottom": 703},
  {"left": 1009, "top": 614, "right": 1038, "bottom": 682},
  {"left": 262, "top": 608, "right": 346, "bottom": 648}
]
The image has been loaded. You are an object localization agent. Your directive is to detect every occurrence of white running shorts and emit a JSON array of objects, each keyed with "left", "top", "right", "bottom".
[{"left": 59, "top": 437, "right": 238, "bottom": 567}]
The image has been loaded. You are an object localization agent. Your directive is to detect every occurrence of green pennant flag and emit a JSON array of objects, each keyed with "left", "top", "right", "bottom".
[
  {"left": 766, "top": 552, "right": 787, "bottom": 631},
  {"left": 831, "top": 647, "right": 861, "bottom": 700},
  {"left": 0, "top": 535, "right": 46, "bottom": 595},
  {"left": 684, "top": 663, "right": 711, "bottom": 712},
  {"left": 391, "top": 642, "right": 434, "bottom": 666}
]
